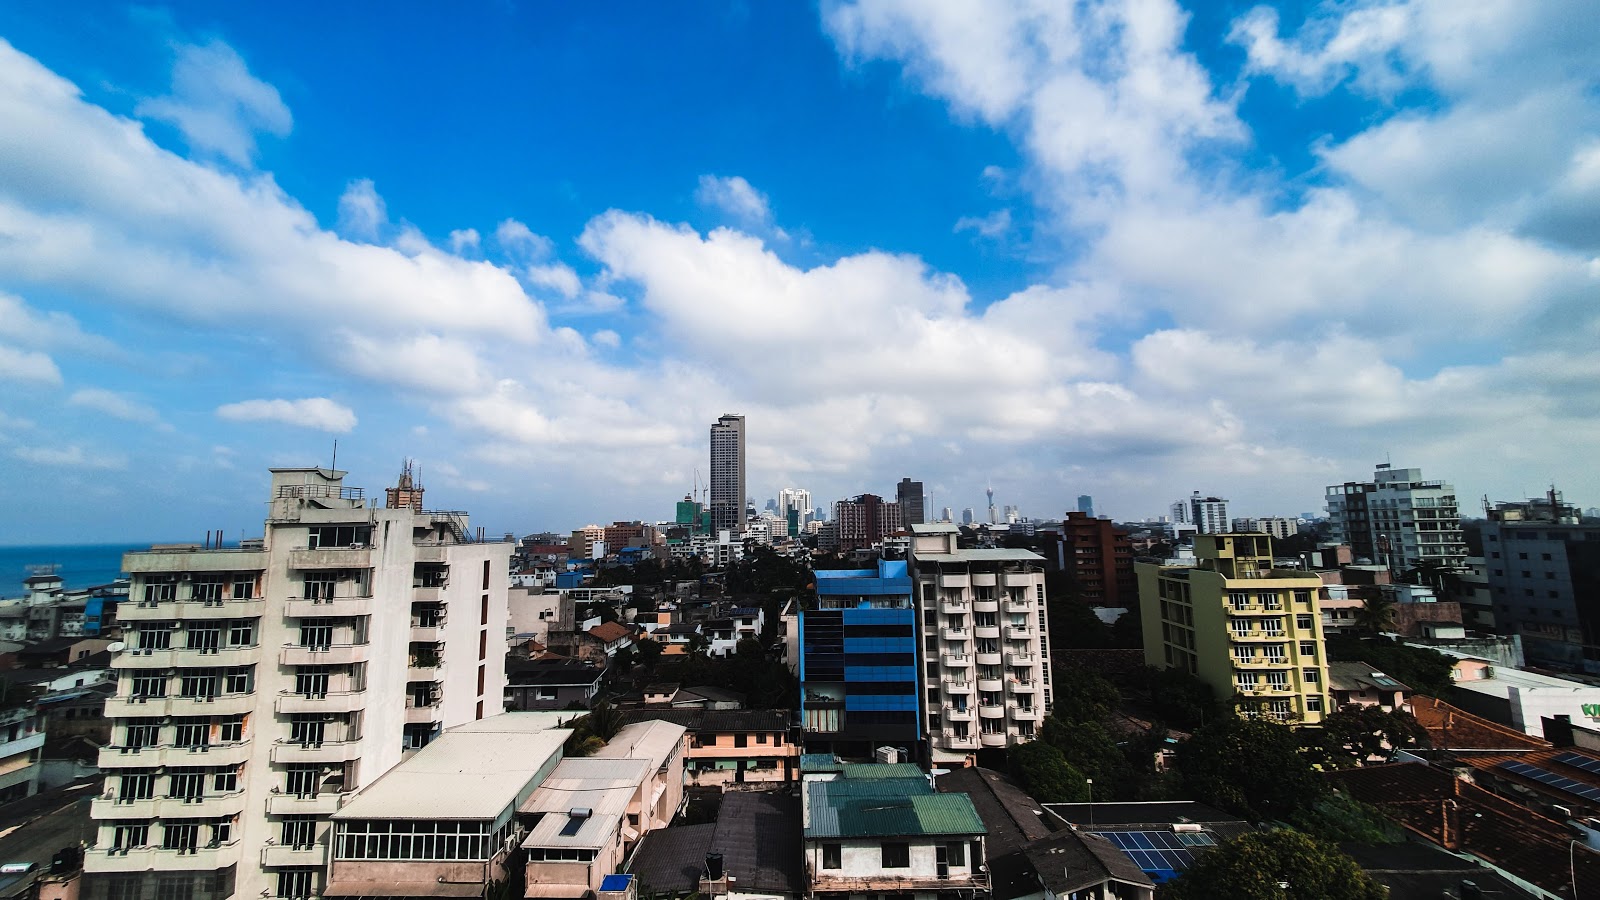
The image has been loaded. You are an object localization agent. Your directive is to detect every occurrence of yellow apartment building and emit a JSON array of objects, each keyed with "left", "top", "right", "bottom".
[{"left": 1138, "top": 534, "right": 1330, "bottom": 724}]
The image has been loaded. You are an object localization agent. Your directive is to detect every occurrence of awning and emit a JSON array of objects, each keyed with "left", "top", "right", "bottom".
[
  {"left": 522, "top": 884, "right": 593, "bottom": 899},
  {"left": 323, "top": 881, "right": 486, "bottom": 898}
]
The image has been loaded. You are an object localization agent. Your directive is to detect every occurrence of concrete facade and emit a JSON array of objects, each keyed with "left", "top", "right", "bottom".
[{"left": 86, "top": 467, "right": 511, "bottom": 900}]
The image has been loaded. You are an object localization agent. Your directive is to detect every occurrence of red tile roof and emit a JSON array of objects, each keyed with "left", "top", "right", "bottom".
[
  {"left": 1409, "top": 696, "right": 1550, "bottom": 751},
  {"left": 1329, "top": 762, "right": 1600, "bottom": 895},
  {"left": 587, "top": 621, "right": 632, "bottom": 643}
]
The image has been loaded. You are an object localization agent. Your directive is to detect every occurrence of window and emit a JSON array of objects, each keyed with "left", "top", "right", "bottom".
[
  {"left": 1543, "top": 553, "right": 1553, "bottom": 561},
  {"left": 178, "top": 670, "right": 219, "bottom": 699},
  {"left": 119, "top": 770, "right": 156, "bottom": 802},
  {"left": 1266, "top": 671, "right": 1288, "bottom": 690},
  {"left": 1293, "top": 590, "right": 1312, "bottom": 604},
  {"left": 1228, "top": 619, "right": 1251, "bottom": 637},
  {"left": 112, "top": 822, "right": 149, "bottom": 850},
  {"left": 277, "top": 869, "right": 317, "bottom": 900},
  {"left": 946, "top": 841, "right": 967, "bottom": 866},
  {"left": 168, "top": 768, "right": 207, "bottom": 801},
  {"left": 125, "top": 719, "right": 161, "bottom": 749},
  {"left": 295, "top": 667, "right": 330, "bottom": 698},
  {"left": 822, "top": 843, "right": 841, "bottom": 869},
  {"left": 1228, "top": 592, "right": 1250, "bottom": 610},
  {"left": 1263, "top": 644, "right": 1286, "bottom": 662},
  {"left": 1295, "top": 615, "right": 1314, "bottom": 630},
  {"left": 286, "top": 766, "right": 321, "bottom": 798},
  {"left": 881, "top": 842, "right": 910, "bottom": 868},
  {"left": 173, "top": 718, "right": 209, "bottom": 749},
  {"left": 162, "top": 821, "right": 200, "bottom": 852},
  {"left": 231, "top": 575, "right": 255, "bottom": 600},
  {"left": 186, "top": 625, "right": 221, "bottom": 654},
  {"left": 283, "top": 818, "right": 318, "bottom": 850},
  {"left": 224, "top": 668, "right": 251, "bottom": 694},
  {"left": 143, "top": 580, "right": 176, "bottom": 604},
  {"left": 213, "top": 768, "right": 238, "bottom": 793},
  {"left": 1235, "top": 674, "right": 1255, "bottom": 692},
  {"left": 192, "top": 579, "right": 224, "bottom": 602},
  {"left": 131, "top": 673, "right": 167, "bottom": 700},
  {"left": 1306, "top": 695, "right": 1323, "bottom": 712},
  {"left": 136, "top": 626, "right": 173, "bottom": 651},
  {"left": 300, "top": 622, "right": 334, "bottom": 650},
  {"left": 1518, "top": 552, "right": 1528, "bottom": 560},
  {"left": 227, "top": 620, "right": 255, "bottom": 647},
  {"left": 1299, "top": 641, "right": 1316, "bottom": 658},
  {"left": 308, "top": 525, "right": 371, "bottom": 549},
  {"left": 290, "top": 715, "right": 326, "bottom": 747},
  {"left": 211, "top": 819, "right": 232, "bottom": 845},
  {"left": 1232, "top": 646, "right": 1254, "bottom": 663},
  {"left": 1303, "top": 668, "right": 1320, "bottom": 684}
]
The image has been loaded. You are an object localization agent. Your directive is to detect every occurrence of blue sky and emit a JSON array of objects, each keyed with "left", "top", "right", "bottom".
[{"left": 1, "top": 1, "right": 1597, "bottom": 544}]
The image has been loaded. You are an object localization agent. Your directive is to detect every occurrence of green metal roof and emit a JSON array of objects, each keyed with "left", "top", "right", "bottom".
[
  {"left": 838, "top": 763, "right": 926, "bottom": 779},
  {"left": 800, "top": 754, "right": 843, "bottom": 772},
  {"left": 808, "top": 787, "right": 985, "bottom": 839}
]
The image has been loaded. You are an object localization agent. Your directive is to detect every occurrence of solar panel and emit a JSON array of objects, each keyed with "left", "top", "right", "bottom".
[
  {"left": 1177, "top": 832, "right": 1216, "bottom": 847},
  {"left": 1089, "top": 831, "right": 1201, "bottom": 876},
  {"left": 1498, "top": 761, "right": 1600, "bottom": 803},
  {"left": 1554, "top": 751, "right": 1600, "bottom": 777}
]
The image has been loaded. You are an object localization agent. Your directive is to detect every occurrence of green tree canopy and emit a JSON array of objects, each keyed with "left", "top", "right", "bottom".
[
  {"left": 1051, "top": 667, "right": 1122, "bottom": 725},
  {"left": 1324, "top": 638, "right": 1454, "bottom": 696},
  {"left": 1158, "top": 830, "right": 1386, "bottom": 900},
  {"left": 1177, "top": 717, "right": 1326, "bottom": 821},
  {"left": 1301, "top": 704, "right": 1430, "bottom": 770},
  {"left": 1009, "top": 740, "right": 1089, "bottom": 803}
]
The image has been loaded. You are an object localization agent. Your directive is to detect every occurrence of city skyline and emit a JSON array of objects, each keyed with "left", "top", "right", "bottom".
[{"left": 2, "top": 3, "right": 1598, "bottom": 544}]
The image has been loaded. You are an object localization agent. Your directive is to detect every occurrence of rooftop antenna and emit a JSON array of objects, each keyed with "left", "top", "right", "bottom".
[{"left": 331, "top": 439, "right": 338, "bottom": 472}]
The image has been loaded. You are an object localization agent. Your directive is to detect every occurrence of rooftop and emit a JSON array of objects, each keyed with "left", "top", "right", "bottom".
[
  {"left": 335, "top": 718, "right": 570, "bottom": 821},
  {"left": 617, "top": 708, "right": 788, "bottom": 733},
  {"left": 806, "top": 770, "right": 983, "bottom": 839},
  {"left": 912, "top": 549, "right": 1045, "bottom": 563},
  {"left": 1327, "top": 661, "right": 1413, "bottom": 694},
  {"left": 1340, "top": 842, "right": 1537, "bottom": 900},
  {"left": 1025, "top": 831, "right": 1153, "bottom": 897},
  {"left": 628, "top": 793, "right": 804, "bottom": 896},
  {"left": 1408, "top": 696, "right": 1549, "bottom": 751},
  {"left": 1450, "top": 664, "right": 1600, "bottom": 698},
  {"left": 591, "top": 719, "right": 687, "bottom": 770}
]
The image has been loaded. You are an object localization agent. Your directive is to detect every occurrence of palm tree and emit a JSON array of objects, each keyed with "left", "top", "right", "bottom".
[{"left": 1354, "top": 595, "right": 1397, "bottom": 635}]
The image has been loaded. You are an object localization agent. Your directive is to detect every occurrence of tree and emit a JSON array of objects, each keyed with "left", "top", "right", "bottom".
[
  {"left": 1352, "top": 595, "right": 1396, "bottom": 635},
  {"left": 1128, "top": 666, "right": 1218, "bottom": 732},
  {"left": 586, "top": 700, "right": 624, "bottom": 741},
  {"left": 1048, "top": 599, "right": 1114, "bottom": 649},
  {"left": 1158, "top": 830, "right": 1386, "bottom": 900},
  {"left": 1051, "top": 668, "right": 1121, "bottom": 725},
  {"left": 1302, "top": 704, "right": 1429, "bottom": 769},
  {"left": 1177, "top": 717, "right": 1326, "bottom": 822},
  {"left": 635, "top": 638, "right": 663, "bottom": 667},
  {"left": 1042, "top": 717, "right": 1132, "bottom": 799},
  {"left": 1008, "top": 741, "right": 1089, "bottom": 802}
]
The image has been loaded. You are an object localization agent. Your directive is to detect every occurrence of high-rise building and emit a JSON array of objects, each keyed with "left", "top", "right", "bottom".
[
  {"left": 778, "top": 488, "right": 811, "bottom": 538},
  {"left": 1481, "top": 489, "right": 1600, "bottom": 671},
  {"left": 911, "top": 524, "right": 1052, "bottom": 754},
  {"left": 832, "top": 494, "right": 903, "bottom": 553},
  {"left": 961, "top": 508, "right": 975, "bottom": 526},
  {"left": 1077, "top": 495, "right": 1095, "bottom": 518},
  {"left": 896, "top": 477, "right": 926, "bottom": 528},
  {"left": 709, "top": 414, "right": 745, "bottom": 535},
  {"left": 1325, "top": 464, "right": 1466, "bottom": 572},
  {"left": 940, "top": 507, "right": 953, "bottom": 523},
  {"left": 801, "top": 560, "right": 921, "bottom": 759},
  {"left": 1184, "top": 492, "right": 1229, "bottom": 534},
  {"left": 1137, "top": 534, "right": 1329, "bottom": 724},
  {"left": 1230, "top": 517, "right": 1296, "bottom": 540},
  {"left": 1044, "top": 512, "right": 1136, "bottom": 607},
  {"left": 86, "top": 467, "right": 510, "bottom": 900}
]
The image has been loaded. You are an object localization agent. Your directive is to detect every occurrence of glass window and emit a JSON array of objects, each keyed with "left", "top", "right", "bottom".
[
  {"left": 822, "top": 843, "right": 841, "bottom": 869},
  {"left": 881, "top": 842, "right": 910, "bottom": 868}
]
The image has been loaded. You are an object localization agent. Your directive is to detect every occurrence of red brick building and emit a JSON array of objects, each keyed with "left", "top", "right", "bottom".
[{"left": 1047, "top": 512, "right": 1136, "bottom": 607}]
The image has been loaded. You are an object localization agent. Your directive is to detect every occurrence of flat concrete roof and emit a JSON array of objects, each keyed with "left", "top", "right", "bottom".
[
  {"left": 334, "top": 720, "right": 569, "bottom": 821},
  {"left": 1452, "top": 667, "right": 1600, "bottom": 699},
  {"left": 913, "top": 549, "right": 1045, "bottom": 563}
]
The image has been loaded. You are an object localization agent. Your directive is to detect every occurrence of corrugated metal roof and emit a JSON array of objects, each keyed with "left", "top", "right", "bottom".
[
  {"left": 841, "top": 763, "right": 926, "bottom": 779},
  {"left": 807, "top": 785, "right": 985, "bottom": 838},
  {"left": 523, "top": 810, "right": 622, "bottom": 849},
  {"left": 334, "top": 726, "right": 569, "bottom": 821}
]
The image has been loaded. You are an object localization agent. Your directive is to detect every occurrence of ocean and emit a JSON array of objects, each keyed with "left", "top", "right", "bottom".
[{"left": 0, "top": 544, "right": 149, "bottom": 594}]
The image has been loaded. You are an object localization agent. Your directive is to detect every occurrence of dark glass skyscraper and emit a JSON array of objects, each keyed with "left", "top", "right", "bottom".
[{"left": 709, "top": 414, "right": 744, "bottom": 535}]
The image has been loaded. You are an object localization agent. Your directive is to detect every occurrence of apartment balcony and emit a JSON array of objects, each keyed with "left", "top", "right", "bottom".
[
  {"left": 124, "top": 549, "right": 268, "bottom": 574},
  {"left": 942, "top": 654, "right": 971, "bottom": 668},
  {"left": 940, "top": 627, "right": 968, "bottom": 643},
  {"left": 117, "top": 599, "right": 265, "bottom": 622},
  {"left": 1004, "top": 600, "right": 1032, "bottom": 614},
  {"left": 288, "top": 547, "right": 373, "bottom": 570},
  {"left": 1006, "top": 678, "right": 1036, "bottom": 694},
  {"left": 270, "top": 739, "right": 363, "bottom": 765},
  {"left": 276, "top": 690, "right": 366, "bottom": 715},
  {"left": 1007, "top": 704, "right": 1042, "bottom": 721},
  {"left": 1004, "top": 625, "right": 1032, "bottom": 641},
  {"left": 115, "top": 645, "right": 261, "bottom": 670},
  {"left": 280, "top": 642, "right": 369, "bottom": 666},
  {"left": 84, "top": 841, "right": 243, "bottom": 874},
  {"left": 404, "top": 703, "right": 443, "bottom": 725},
  {"left": 942, "top": 679, "right": 972, "bottom": 693},
  {"left": 942, "top": 706, "right": 974, "bottom": 722},
  {"left": 1004, "top": 651, "right": 1035, "bottom": 667},
  {"left": 283, "top": 596, "right": 373, "bottom": 618},
  {"left": 975, "top": 652, "right": 1003, "bottom": 667},
  {"left": 938, "top": 729, "right": 980, "bottom": 750},
  {"left": 977, "top": 703, "right": 1006, "bottom": 720},
  {"left": 939, "top": 574, "right": 970, "bottom": 589},
  {"left": 410, "top": 625, "right": 443, "bottom": 643},
  {"left": 98, "top": 741, "right": 251, "bottom": 770},
  {"left": 1001, "top": 572, "right": 1034, "bottom": 587},
  {"left": 980, "top": 732, "right": 1009, "bottom": 748},
  {"left": 406, "top": 665, "right": 442, "bottom": 683},
  {"left": 971, "top": 573, "right": 997, "bottom": 588},
  {"left": 973, "top": 625, "right": 1000, "bottom": 640},
  {"left": 261, "top": 842, "right": 328, "bottom": 868},
  {"left": 412, "top": 586, "right": 443, "bottom": 603},
  {"left": 106, "top": 694, "right": 254, "bottom": 718},
  {"left": 976, "top": 677, "right": 1004, "bottom": 693},
  {"left": 91, "top": 791, "right": 247, "bottom": 822},
  {"left": 972, "top": 599, "right": 999, "bottom": 614},
  {"left": 266, "top": 792, "right": 345, "bottom": 817},
  {"left": 939, "top": 600, "right": 969, "bottom": 615},
  {"left": 414, "top": 544, "right": 448, "bottom": 564}
]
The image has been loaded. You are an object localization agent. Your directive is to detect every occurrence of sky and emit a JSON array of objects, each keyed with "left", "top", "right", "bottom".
[{"left": 1, "top": 1, "right": 1598, "bottom": 545}]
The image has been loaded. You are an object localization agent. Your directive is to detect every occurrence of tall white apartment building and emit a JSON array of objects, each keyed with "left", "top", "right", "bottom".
[
  {"left": 86, "top": 467, "right": 510, "bottom": 900},
  {"left": 1230, "top": 517, "right": 1296, "bottom": 540},
  {"left": 1326, "top": 464, "right": 1466, "bottom": 572},
  {"left": 1184, "top": 492, "right": 1230, "bottom": 535},
  {"left": 910, "top": 524, "right": 1051, "bottom": 758}
]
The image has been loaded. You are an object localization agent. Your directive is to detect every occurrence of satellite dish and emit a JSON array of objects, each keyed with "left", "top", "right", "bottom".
[{"left": 107, "top": 642, "right": 127, "bottom": 653}]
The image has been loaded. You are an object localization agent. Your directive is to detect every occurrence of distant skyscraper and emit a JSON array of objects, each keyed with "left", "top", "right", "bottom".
[
  {"left": 832, "top": 494, "right": 902, "bottom": 552},
  {"left": 961, "top": 507, "right": 975, "bottom": 526},
  {"left": 986, "top": 485, "right": 996, "bottom": 525},
  {"left": 779, "top": 488, "right": 811, "bottom": 537},
  {"left": 896, "top": 477, "right": 925, "bottom": 527},
  {"left": 1325, "top": 464, "right": 1465, "bottom": 571},
  {"left": 940, "top": 507, "right": 953, "bottom": 523},
  {"left": 709, "top": 414, "right": 745, "bottom": 534},
  {"left": 1077, "top": 494, "right": 1095, "bottom": 518},
  {"left": 1185, "top": 492, "right": 1229, "bottom": 534}
]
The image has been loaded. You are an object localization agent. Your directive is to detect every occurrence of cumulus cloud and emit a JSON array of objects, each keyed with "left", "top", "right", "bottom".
[
  {"left": 695, "top": 175, "right": 775, "bottom": 225},
  {"left": 14, "top": 444, "right": 125, "bottom": 469},
  {"left": 68, "top": 388, "right": 163, "bottom": 424},
  {"left": 495, "top": 218, "right": 555, "bottom": 259},
  {"left": 954, "top": 208, "right": 1011, "bottom": 238},
  {"left": 337, "top": 179, "right": 388, "bottom": 240},
  {"left": 0, "top": 344, "right": 62, "bottom": 384},
  {"left": 216, "top": 397, "right": 357, "bottom": 432},
  {"left": 448, "top": 228, "right": 481, "bottom": 255},
  {"left": 134, "top": 39, "right": 291, "bottom": 166},
  {"left": 0, "top": 293, "right": 119, "bottom": 355}
]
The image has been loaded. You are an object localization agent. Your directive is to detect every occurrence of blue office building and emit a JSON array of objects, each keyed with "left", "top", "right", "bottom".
[{"left": 801, "top": 560, "right": 922, "bottom": 760}]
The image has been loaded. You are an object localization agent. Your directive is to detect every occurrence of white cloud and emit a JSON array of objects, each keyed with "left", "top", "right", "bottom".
[
  {"left": 337, "top": 179, "right": 388, "bottom": 240},
  {"left": 448, "top": 228, "right": 481, "bottom": 255},
  {"left": 526, "top": 262, "right": 582, "bottom": 299},
  {"left": 0, "top": 344, "right": 62, "bottom": 384},
  {"left": 0, "top": 293, "right": 119, "bottom": 355},
  {"left": 495, "top": 218, "right": 555, "bottom": 259},
  {"left": 216, "top": 397, "right": 357, "bottom": 433},
  {"left": 134, "top": 39, "right": 291, "bottom": 166},
  {"left": 695, "top": 175, "right": 775, "bottom": 226},
  {"left": 14, "top": 444, "right": 125, "bottom": 469},
  {"left": 591, "top": 330, "right": 621, "bottom": 349},
  {"left": 68, "top": 388, "right": 163, "bottom": 424},
  {"left": 954, "top": 208, "right": 1011, "bottom": 238}
]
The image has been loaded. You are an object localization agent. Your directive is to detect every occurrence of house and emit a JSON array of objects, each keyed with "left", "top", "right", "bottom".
[
  {"left": 618, "top": 709, "right": 797, "bottom": 786},
  {"left": 802, "top": 761, "right": 987, "bottom": 900},
  {"left": 1327, "top": 661, "right": 1413, "bottom": 711},
  {"left": 1041, "top": 801, "right": 1249, "bottom": 885},
  {"left": 626, "top": 792, "right": 804, "bottom": 899},
  {"left": 505, "top": 656, "right": 603, "bottom": 712},
  {"left": 934, "top": 767, "right": 1153, "bottom": 900},
  {"left": 577, "top": 622, "right": 634, "bottom": 665},
  {"left": 654, "top": 624, "right": 702, "bottom": 656}
]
